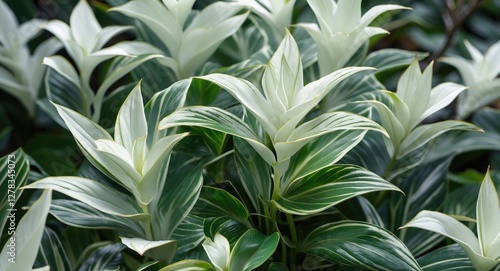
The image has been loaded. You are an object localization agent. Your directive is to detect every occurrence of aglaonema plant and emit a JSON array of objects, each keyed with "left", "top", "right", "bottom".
[
  {"left": 24, "top": 80, "right": 204, "bottom": 264},
  {"left": 0, "top": 1, "right": 62, "bottom": 117},
  {"left": 42, "top": 0, "right": 163, "bottom": 121},
  {"left": 159, "top": 31, "right": 422, "bottom": 270}
]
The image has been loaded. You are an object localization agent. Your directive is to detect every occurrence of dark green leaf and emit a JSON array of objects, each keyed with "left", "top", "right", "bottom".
[
  {"left": 193, "top": 186, "right": 249, "bottom": 225},
  {"left": 45, "top": 68, "right": 89, "bottom": 117},
  {"left": 340, "top": 131, "right": 391, "bottom": 177},
  {"left": 229, "top": 229, "right": 280, "bottom": 271},
  {"left": 59, "top": 227, "right": 101, "bottom": 270},
  {"left": 204, "top": 217, "right": 232, "bottom": 241},
  {"left": 0, "top": 107, "right": 11, "bottom": 152},
  {"left": 268, "top": 262, "right": 289, "bottom": 271},
  {"left": 391, "top": 159, "right": 451, "bottom": 256}
]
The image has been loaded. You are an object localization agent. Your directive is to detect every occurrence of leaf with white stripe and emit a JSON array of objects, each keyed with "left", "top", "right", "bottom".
[
  {"left": 403, "top": 211, "right": 498, "bottom": 271},
  {"left": 50, "top": 199, "right": 145, "bottom": 238},
  {"left": 150, "top": 157, "right": 204, "bottom": 240},
  {"left": 283, "top": 130, "right": 367, "bottom": 185},
  {"left": 34, "top": 227, "right": 71, "bottom": 271},
  {"left": 78, "top": 243, "right": 124, "bottom": 271},
  {"left": 159, "top": 106, "right": 275, "bottom": 165},
  {"left": 275, "top": 165, "right": 400, "bottom": 215},
  {"left": 299, "top": 221, "right": 422, "bottom": 271},
  {"left": 275, "top": 112, "right": 386, "bottom": 162},
  {"left": 145, "top": 78, "right": 192, "bottom": 146},
  {"left": 417, "top": 244, "right": 474, "bottom": 271},
  {"left": 399, "top": 121, "right": 481, "bottom": 158},
  {"left": 0, "top": 149, "right": 29, "bottom": 234},
  {"left": 24, "top": 176, "right": 147, "bottom": 219},
  {"left": 0, "top": 190, "right": 52, "bottom": 271}
]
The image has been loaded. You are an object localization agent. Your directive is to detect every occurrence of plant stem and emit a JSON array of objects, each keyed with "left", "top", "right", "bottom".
[
  {"left": 376, "top": 145, "right": 400, "bottom": 206},
  {"left": 139, "top": 202, "right": 154, "bottom": 240},
  {"left": 428, "top": 0, "right": 486, "bottom": 63},
  {"left": 286, "top": 213, "right": 297, "bottom": 267},
  {"left": 286, "top": 213, "right": 297, "bottom": 245}
]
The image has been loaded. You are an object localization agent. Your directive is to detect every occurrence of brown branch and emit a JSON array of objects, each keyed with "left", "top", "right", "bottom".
[{"left": 428, "top": 0, "right": 487, "bottom": 63}]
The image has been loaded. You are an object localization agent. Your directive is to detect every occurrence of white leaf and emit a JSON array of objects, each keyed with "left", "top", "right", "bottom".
[
  {"left": 420, "top": 82, "right": 467, "bottom": 121},
  {"left": 70, "top": 0, "right": 102, "bottom": 53},
  {"left": 95, "top": 139, "right": 136, "bottom": 170},
  {"left": 477, "top": 169, "right": 500, "bottom": 259},
  {"left": 440, "top": 57, "right": 477, "bottom": 87},
  {"left": 403, "top": 210, "right": 498, "bottom": 271},
  {"left": 110, "top": 0, "right": 181, "bottom": 56},
  {"left": 143, "top": 133, "right": 189, "bottom": 175},
  {"left": 120, "top": 237, "right": 176, "bottom": 256},
  {"left": 43, "top": 56, "right": 81, "bottom": 88},
  {"left": 161, "top": 0, "right": 195, "bottom": 27},
  {"left": 331, "top": 0, "right": 362, "bottom": 33},
  {"left": 399, "top": 121, "right": 480, "bottom": 158},
  {"left": 53, "top": 103, "right": 140, "bottom": 192},
  {"left": 17, "top": 19, "right": 45, "bottom": 45},
  {"left": 93, "top": 25, "right": 133, "bottom": 51},
  {"left": 203, "top": 233, "right": 230, "bottom": 271},
  {"left": 484, "top": 39, "right": 500, "bottom": 79},
  {"left": 114, "top": 83, "right": 148, "bottom": 155},
  {"left": 0, "top": 0, "right": 18, "bottom": 49}
]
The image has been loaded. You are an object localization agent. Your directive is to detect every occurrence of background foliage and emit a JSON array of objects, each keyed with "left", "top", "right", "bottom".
[{"left": 0, "top": 0, "right": 499, "bottom": 270}]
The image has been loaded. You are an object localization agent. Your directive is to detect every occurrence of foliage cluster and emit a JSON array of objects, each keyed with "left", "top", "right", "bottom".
[{"left": 0, "top": 0, "right": 499, "bottom": 270}]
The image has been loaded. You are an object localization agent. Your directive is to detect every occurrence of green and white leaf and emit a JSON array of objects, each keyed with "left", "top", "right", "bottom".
[
  {"left": 228, "top": 229, "right": 280, "bottom": 271},
  {"left": 275, "top": 165, "right": 401, "bottom": 215},
  {"left": 0, "top": 149, "right": 29, "bottom": 234},
  {"left": 159, "top": 106, "right": 275, "bottom": 165},
  {"left": 77, "top": 243, "right": 124, "bottom": 271},
  {"left": 300, "top": 221, "right": 422, "bottom": 270},
  {"left": 50, "top": 199, "right": 146, "bottom": 238},
  {"left": 403, "top": 210, "right": 498, "bottom": 271},
  {"left": 24, "top": 176, "right": 146, "bottom": 219}
]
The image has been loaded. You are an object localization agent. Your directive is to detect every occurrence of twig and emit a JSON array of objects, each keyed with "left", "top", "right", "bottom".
[{"left": 428, "top": 0, "right": 487, "bottom": 63}]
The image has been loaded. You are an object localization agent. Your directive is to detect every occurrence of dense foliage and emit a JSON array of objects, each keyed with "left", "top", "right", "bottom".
[{"left": 0, "top": 0, "right": 499, "bottom": 270}]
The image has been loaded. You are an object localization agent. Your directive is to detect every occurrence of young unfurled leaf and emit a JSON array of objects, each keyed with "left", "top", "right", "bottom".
[
  {"left": 111, "top": 0, "right": 248, "bottom": 79},
  {"left": 43, "top": 0, "right": 161, "bottom": 120},
  {"left": 297, "top": 0, "right": 406, "bottom": 76},
  {"left": 53, "top": 82, "right": 188, "bottom": 205}
]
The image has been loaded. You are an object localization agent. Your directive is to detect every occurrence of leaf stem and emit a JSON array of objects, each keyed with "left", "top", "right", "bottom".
[{"left": 139, "top": 202, "right": 154, "bottom": 240}]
